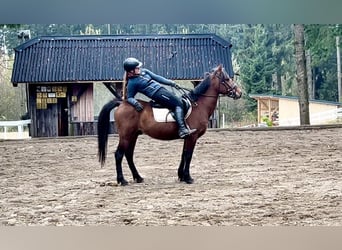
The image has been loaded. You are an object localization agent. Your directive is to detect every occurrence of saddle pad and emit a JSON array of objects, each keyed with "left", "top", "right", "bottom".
[{"left": 152, "top": 106, "right": 192, "bottom": 123}]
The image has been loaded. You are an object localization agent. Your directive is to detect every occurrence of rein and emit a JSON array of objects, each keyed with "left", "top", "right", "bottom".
[{"left": 175, "top": 71, "right": 239, "bottom": 99}]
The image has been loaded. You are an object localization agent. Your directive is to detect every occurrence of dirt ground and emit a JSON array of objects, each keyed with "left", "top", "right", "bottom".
[{"left": 0, "top": 127, "right": 341, "bottom": 226}]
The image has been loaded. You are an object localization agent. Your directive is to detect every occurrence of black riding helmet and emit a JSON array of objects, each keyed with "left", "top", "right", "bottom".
[{"left": 123, "top": 57, "right": 143, "bottom": 71}]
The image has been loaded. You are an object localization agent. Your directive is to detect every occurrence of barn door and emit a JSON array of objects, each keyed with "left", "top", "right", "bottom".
[
  {"left": 29, "top": 84, "right": 70, "bottom": 137},
  {"left": 58, "top": 90, "right": 69, "bottom": 136}
]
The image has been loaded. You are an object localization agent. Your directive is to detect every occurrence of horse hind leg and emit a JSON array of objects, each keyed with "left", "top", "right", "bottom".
[
  {"left": 125, "top": 140, "right": 144, "bottom": 183},
  {"left": 125, "top": 150, "right": 144, "bottom": 183},
  {"left": 115, "top": 147, "right": 129, "bottom": 186}
]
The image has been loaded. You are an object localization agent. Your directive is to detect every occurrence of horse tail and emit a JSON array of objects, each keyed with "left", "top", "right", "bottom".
[{"left": 97, "top": 99, "right": 121, "bottom": 167}]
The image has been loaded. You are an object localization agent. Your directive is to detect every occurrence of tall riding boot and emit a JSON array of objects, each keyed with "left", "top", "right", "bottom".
[{"left": 174, "top": 106, "right": 196, "bottom": 138}]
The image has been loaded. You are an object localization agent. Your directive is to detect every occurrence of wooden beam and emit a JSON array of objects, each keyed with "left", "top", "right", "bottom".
[
  {"left": 268, "top": 98, "right": 271, "bottom": 118},
  {"left": 103, "top": 82, "right": 122, "bottom": 100}
]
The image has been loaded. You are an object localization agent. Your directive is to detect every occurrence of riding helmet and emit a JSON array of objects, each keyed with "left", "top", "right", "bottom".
[{"left": 123, "top": 57, "right": 143, "bottom": 71}]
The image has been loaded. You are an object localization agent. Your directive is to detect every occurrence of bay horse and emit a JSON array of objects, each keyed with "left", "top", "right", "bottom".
[{"left": 97, "top": 64, "right": 242, "bottom": 185}]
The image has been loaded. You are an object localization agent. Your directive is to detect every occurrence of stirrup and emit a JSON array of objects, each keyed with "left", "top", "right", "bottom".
[{"left": 179, "top": 128, "right": 197, "bottom": 139}]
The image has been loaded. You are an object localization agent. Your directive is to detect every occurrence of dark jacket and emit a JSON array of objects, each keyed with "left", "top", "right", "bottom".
[{"left": 126, "top": 68, "right": 175, "bottom": 107}]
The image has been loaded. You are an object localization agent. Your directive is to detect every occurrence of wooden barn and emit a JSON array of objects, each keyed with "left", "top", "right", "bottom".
[{"left": 11, "top": 34, "right": 234, "bottom": 137}]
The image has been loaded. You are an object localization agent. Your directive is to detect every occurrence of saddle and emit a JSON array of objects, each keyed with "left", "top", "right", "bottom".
[{"left": 150, "top": 97, "right": 192, "bottom": 123}]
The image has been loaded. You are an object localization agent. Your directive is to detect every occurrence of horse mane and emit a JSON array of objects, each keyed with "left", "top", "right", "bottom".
[{"left": 189, "top": 73, "right": 211, "bottom": 100}]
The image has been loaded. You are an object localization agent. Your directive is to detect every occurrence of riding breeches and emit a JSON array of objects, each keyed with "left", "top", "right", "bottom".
[{"left": 151, "top": 87, "right": 182, "bottom": 111}]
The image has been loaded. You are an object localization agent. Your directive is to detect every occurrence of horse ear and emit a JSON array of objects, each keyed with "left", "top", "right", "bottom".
[{"left": 213, "top": 64, "right": 223, "bottom": 74}]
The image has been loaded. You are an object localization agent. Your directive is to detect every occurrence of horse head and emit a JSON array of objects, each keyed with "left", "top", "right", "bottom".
[{"left": 212, "top": 64, "right": 242, "bottom": 99}]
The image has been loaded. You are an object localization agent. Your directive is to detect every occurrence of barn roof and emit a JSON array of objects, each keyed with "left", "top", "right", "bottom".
[{"left": 11, "top": 34, "right": 234, "bottom": 84}]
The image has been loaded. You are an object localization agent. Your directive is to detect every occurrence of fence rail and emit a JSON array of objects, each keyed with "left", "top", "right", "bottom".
[{"left": 0, "top": 119, "right": 31, "bottom": 139}]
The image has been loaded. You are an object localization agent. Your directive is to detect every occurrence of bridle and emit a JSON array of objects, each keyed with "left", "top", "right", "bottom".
[
  {"left": 214, "top": 71, "right": 240, "bottom": 99},
  {"left": 179, "top": 68, "right": 241, "bottom": 100}
]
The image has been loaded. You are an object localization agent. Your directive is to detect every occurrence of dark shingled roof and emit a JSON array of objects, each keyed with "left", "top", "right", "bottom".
[{"left": 11, "top": 34, "right": 234, "bottom": 84}]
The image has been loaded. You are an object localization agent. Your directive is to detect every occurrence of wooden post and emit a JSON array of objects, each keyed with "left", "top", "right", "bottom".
[
  {"left": 257, "top": 99, "right": 261, "bottom": 124},
  {"left": 336, "top": 36, "right": 342, "bottom": 103},
  {"left": 268, "top": 98, "right": 271, "bottom": 120},
  {"left": 294, "top": 24, "right": 310, "bottom": 125},
  {"left": 306, "top": 50, "right": 313, "bottom": 99}
]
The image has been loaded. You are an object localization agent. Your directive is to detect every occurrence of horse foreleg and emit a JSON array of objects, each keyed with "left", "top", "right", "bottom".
[
  {"left": 177, "top": 153, "right": 186, "bottom": 181},
  {"left": 179, "top": 150, "right": 194, "bottom": 184},
  {"left": 115, "top": 147, "right": 129, "bottom": 186},
  {"left": 125, "top": 136, "right": 144, "bottom": 183},
  {"left": 178, "top": 139, "right": 196, "bottom": 184}
]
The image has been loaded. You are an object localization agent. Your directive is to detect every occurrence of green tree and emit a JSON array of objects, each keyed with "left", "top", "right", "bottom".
[
  {"left": 236, "top": 25, "right": 275, "bottom": 112},
  {"left": 0, "top": 59, "right": 26, "bottom": 120},
  {"left": 233, "top": 24, "right": 296, "bottom": 114},
  {"left": 305, "top": 24, "right": 341, "bottom": 101}
]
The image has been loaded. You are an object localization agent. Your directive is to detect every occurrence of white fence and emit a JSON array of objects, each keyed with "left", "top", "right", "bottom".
[
  {"left": 280, "top": 108, "right": 342, "bottom": 126},
  {"left": 0, "top": 119, "right": 31, "bottom": 139}
]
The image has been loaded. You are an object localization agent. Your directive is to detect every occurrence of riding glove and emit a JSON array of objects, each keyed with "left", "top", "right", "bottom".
[
  {"left": 170, "top": 81, "right": 177, "bottom": 88},
  {"left": 134, "top": 102, "right": 144, "bottom": 112},
  {"left": 171, "top": 82, "right": 181, "bottom": 89}
]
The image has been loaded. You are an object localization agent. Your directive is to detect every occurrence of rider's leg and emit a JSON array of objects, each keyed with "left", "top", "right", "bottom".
[
  {"left": 174, "top": 106, "right": 196, "bottom": 138},
  {"left": 152, "top": 88, "right": 196, "bottom": 138}
]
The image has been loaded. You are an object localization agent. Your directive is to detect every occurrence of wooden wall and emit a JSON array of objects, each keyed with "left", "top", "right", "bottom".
[
  {"left": 71, "top": 83, "right": 94, "bottom": 122},
  {"left": 29, "top": 84, "right": 69, "bottom": 137}
]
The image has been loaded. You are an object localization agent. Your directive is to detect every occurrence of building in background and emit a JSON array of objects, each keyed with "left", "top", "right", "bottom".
[{"left": 250, "top": 94, "right": 341, "bottom": 126}]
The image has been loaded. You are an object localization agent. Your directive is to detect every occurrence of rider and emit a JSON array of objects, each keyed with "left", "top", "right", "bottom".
[{"left": 123, "top": 57, "right": 196, "bottom": 138}]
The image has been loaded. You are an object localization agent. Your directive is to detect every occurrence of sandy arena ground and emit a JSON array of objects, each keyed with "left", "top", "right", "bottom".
[{"left": 0, "top": 127, "right": 341, "bottom": 226}]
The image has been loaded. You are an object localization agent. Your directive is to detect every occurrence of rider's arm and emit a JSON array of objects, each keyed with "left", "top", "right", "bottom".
[
  {"left": 144, "top": 69, "right": 176, "bottom": 87},
  {"left": 127, "top": 97, "right": 143, "bottom": 112},
  {"left": 126, "top": 81, "right": 143, "bottom": 111}
]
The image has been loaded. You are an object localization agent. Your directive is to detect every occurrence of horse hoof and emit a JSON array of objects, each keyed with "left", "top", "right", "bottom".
[
  {"left": 135, "top": 177, "right": 144, "bottom": 183},
  {"left": 179, "top": 177, "right": 194, "bottom": 184},
  {"left": 119, "top": 180, "right": 129, "bottom": 186},
  {"left": 185, "top": 178, "right": 194, "bottom": 184}
]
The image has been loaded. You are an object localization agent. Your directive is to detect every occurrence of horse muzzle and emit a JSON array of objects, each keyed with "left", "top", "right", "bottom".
[
  {"left": 228, "top": 90, "right": 242, "bottom": 100},
  {"left": 234, "top": 92, "right": 242, "bottom": 99}
]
